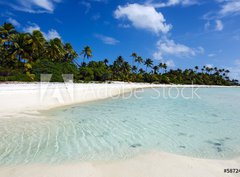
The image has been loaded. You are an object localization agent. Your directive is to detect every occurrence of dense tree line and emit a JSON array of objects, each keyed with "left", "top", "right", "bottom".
[{"left": 0, "top": 22, "right": 238, "bottom": 85}]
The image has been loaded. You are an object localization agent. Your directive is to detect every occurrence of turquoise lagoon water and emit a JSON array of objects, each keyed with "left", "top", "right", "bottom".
[{"left": 0, "top": 88, "right": 240, "bottom": 165}]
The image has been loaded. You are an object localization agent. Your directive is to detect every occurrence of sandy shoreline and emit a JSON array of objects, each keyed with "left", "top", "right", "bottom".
[
  {"left": 0, "top": 82, "right": 156, "bottom": 117},
  {"left": 0, "top": 83, "right": 240, "bottom": 177},
  {"left": 0, "top": 151, "right": 239, "bottom": 177},
  {"left": 0, "top": 82, "right": 238, "bottom": 116}
]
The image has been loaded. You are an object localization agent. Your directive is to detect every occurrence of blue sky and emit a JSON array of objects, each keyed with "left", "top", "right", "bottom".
[{"left": 0, "top": 0, "right": 240, "bottom": 80}]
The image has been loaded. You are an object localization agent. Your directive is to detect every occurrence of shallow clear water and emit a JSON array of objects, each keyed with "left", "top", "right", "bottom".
[{"left": 0, "top": 88, "right": 240, "bottom": 165}]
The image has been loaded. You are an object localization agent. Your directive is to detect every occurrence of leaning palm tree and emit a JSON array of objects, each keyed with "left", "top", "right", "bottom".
[
  {"left": 64, "top": 43, "right": 78, "bottom": 62},
  {"left": 144, "top": 58, "right": 153, "bottom": 72},
  {"left": 80, "top": 46, "right": 92, "bottom": 65}
]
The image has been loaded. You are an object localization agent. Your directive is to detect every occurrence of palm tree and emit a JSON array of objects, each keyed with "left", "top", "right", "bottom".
[
  {"left": 0, "top": 23, "right": 17, "bottom": 65},
  {"left": 29, "top": 30, "right": 46, "bottom": 61},
  {"left": 103, "top": 58, "right": 109, "bottom": 66},
  {"left": 64, "top": 43, "right": 78, "bottom": 62},
  {"left": 122, "top": 61, "right": 131, "bottom": 81},
  {"left": 163, "top": 63, "right": 167, "bottom": 73},
  {"left": 194, "top": 66, "right": 199, "bottom": 73},
  {"left": 139, "top": 68, "right": 145, "bottom": 74},
  {"left": 112, "top": 56, "right": 124, "bottom": 80},
  {"left": 153, "top": 65, "right": 159, "bottom": 74},
  {"left": 131, "top": 52, "right": 138, "bottom": 69},
  {"left": 206, "top": 67, "right": 211, "bottom": 74},
  {"left": 80, "top": 46, "right": 92, "bottom": 65},
  {"left": 135, "top": 56, "right": 144, "bottom": 69},
  {"left": 132, "top": 65, "right": 137, "bottom": 73},
  {"left": 144, "top": 58, "right": 153, "bottom": 72},
  {"left": 202, "top": 66, "right": 206, "bottom": 73},
  {"left": 116, "top": 56, "right": 124, "bottom": 63},
  {"left": 11, "top": 33, "right": 32, "bottom": 65},
  {"left": 0, "top": 23, "right": 15, "bottom": 34},
  {"left": 0, "top": 23, "right": 16, "bottom": 47},
  {"left": 45, "top": 38, "right": 65, "bottom": 62},
  {"left": 159, "top": 63, "right": 164, "bottom": 74},
  {"left": 0, "top": 22, "right": 238, "bottom": 85}
]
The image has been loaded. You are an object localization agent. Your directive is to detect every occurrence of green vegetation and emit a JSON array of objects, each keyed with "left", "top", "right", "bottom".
[{"left": 0, "top": 22, "right": 239, "bottom": 85}]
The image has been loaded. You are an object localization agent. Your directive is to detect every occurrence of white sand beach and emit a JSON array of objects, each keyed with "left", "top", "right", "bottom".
[
  {"left": 0, "top": 82, "right": 237, "bottom": 117},
  {"left": 0, "top": 82, "right": 164, "bottom": 117},
  {"left": 0, "top": 151, "right": 239, "bottom": 177},
  {"left": 0, "top": 83, "right": 239, "bottom": 177}
]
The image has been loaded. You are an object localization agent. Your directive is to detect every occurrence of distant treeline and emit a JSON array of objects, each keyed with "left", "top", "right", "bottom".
[{"left": 0, "top": 22, "right": 238, "bottom": 85}]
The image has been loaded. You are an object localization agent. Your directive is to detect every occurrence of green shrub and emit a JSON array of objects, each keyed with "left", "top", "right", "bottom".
[{"left": 32, "top": 59, "right": 78, "bottom": 82}]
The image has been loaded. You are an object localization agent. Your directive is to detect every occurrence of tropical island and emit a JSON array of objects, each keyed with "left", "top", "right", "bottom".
[
  {"left": 1, "top": 0, "right": 240, "bottom": 176},
  {"left": 0, "top": 22, "right": 239, "bottom": 85}
]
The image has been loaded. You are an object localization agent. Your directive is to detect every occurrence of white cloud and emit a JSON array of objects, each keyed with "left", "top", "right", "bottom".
[
  {"left": 219, "top": 0, "right": 240, "bottom": 16},
  {"left": 235, "top": 59, "right": 240, "bottom": 65},
  {"left": 203, "top": 0, "right": 240, "bottom": 20},
  {"left": 215, "top": 20, "right": 224, "bottom": 31},
  {"left": 118, "top": 24, "right": 131, "bottom": 28},
  {"left": 208, "top": 53, "right": 216, "bottom": 57},
  {"left": 165, "top": 59, "right": 175, "bottom": 67},
  {"left": 153, "top": 38, "right": 204, "bottom": 60},
  {"left": 23, "top": 23, "right": 41, "bottom": 33},
  {"left": 7, "top": 18, "right": 20, "bottom": 27},
  {"left": 146, "top": 0, "right": 199, "bottom": 8},
  {"left": 2, "top": 0, "right": 61, "bottom": 13},
  {"left": 114, "top": 3, "right": 172, "bottom": 35},
  {"left": 92, "top": 14, "right": 101, "bottom": 20},
  {"left": 204, "top": 20, "right": 224, "bottom": 32},
  {"left": 80, "top": 0, "right": 108, "bottom": 14},
  {"left": 44, "top": 29, "right": 61, "bottom": 40},
  {"left": 206, "top": 64, "right": 213, "bottom": 68},
  {"left": 204, "top": 21, "right": 211, "bottom": 31},
  {"left": 23, "top": 23, "right": 61, "bottom": 40},
  {"left": 80, "top": 1, "right": 91, "bottom": 14},
  {"left": 95, "top": 34, "right": 119, "bottom": 45},
  {"left": 32, "top": 0, "right": 54, "bottom": 11},
  {"left": 0, "top": 11, "right": 15, "bottom": 18}
]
